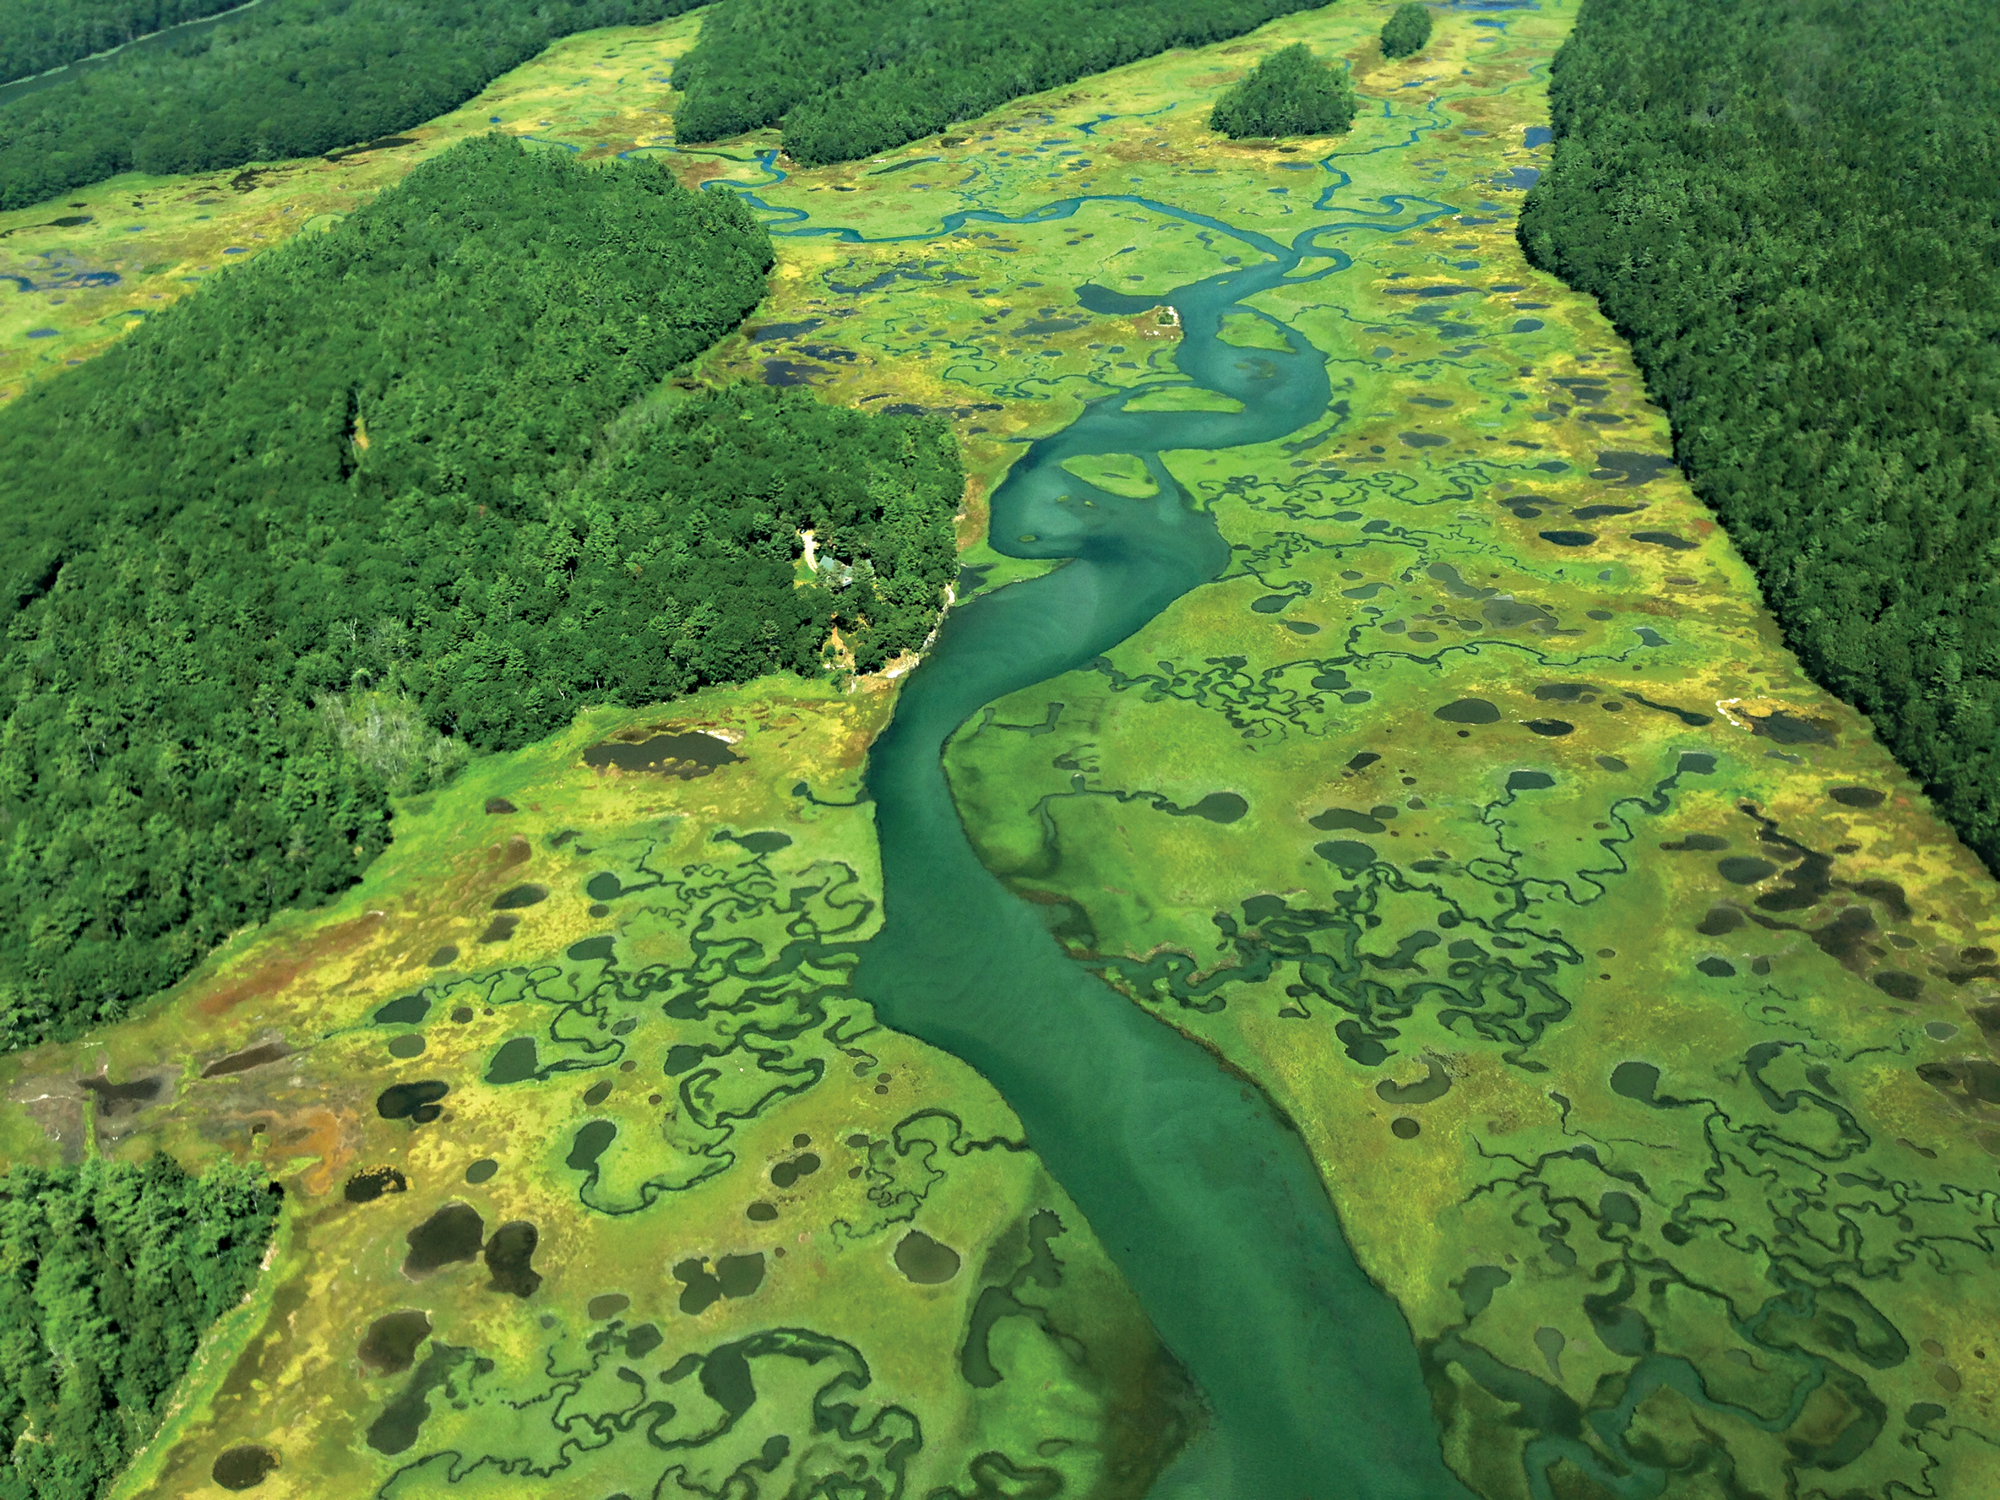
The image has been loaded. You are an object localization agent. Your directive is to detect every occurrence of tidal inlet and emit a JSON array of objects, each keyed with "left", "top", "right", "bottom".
[{"left": 2, "top": 3, "right": 1996, "bottom": 1499}]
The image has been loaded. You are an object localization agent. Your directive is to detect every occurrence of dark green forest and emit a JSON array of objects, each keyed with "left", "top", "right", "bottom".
[
  {"left": 0, "top": 1156, "right": 280, "bottom": 1500},
  {"left": 1378, "top": 2, "right": 1429, "bottom": 59},
  {"left": 1522, "top": 0, "right": 2000, "bottom": 871},
  {"left": 0, "top": 134, "right": 961, "bottom": 1052},
  {"left": 671, "top": 0, "right": 1332, "bottom": 166},
  {"left": 0, "top": 0, "right": 698, "bottom": 209},
  {"left": 1208, "top": 41, "right": 1354, "bottom": 139},
  {"left": 0, "top": 0, "right": 244, "bottom": 84}
]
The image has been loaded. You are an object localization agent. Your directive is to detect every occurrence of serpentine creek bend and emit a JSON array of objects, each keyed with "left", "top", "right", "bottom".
[{"left": 848, "top": 200, "right": 1472, "bottom": 1493}]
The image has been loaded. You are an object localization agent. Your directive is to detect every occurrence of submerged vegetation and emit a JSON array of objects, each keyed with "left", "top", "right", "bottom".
[
  {"left": 1378, "top": 2, "right": 1429, "bottom": 58},
  {"left": 670, "top": 0, "right": 1330, "bottom": 166},
  {"left": 0, "top": 134, "right": 959, "bottom": 1052},
  {"left": 1207, "top": 41, "right": 1355, "bottom": 138},
  {"left": 1524, "top": 0, "right": 2000, "bottom": 871},
  {"left": 0, "top": 0, "right": 699, "bottom": 209},
  {"left": 0, "top": 1156, "right": 279, "bottom": 1500}
]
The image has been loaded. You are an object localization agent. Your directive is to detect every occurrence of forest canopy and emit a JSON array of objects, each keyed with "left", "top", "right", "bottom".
[
  {"left": 671, "top": 0, "right": 1334, "bottom": 166},
  {"left": 0, "top": 0, "right": 699, "bottom": 209},
  {"left": 0, "top": 0, "right": 244, "bottom": 84},
  {"left": 0, "top": 1156, "right": 280, "bottom": 1500},
  {"left": 0, "top": 134, "right": 961, "bottom": 1052},
  {"left": 1208, "top": 41, "right": 1355, "bottom": 138},
  {"left": 1522, "top": 0, "right": 2000, "bottom": 870}
]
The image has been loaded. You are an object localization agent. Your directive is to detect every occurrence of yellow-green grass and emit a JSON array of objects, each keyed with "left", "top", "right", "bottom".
[
  {"left": 2, "top": 679, "right": 1176, "bottom": 1497},
  {"left": 1122, "top": 384, "right": 1244, "bottom": 413},
  {"left": 1061, "top": 452, "right": 1158, "bottom": 498},
  {"left": 7, "top": 0, "right": 2000, "bottom": 1494},
  {"left": 916, "top": 1, "right": 2000, "bottom": 1492}
]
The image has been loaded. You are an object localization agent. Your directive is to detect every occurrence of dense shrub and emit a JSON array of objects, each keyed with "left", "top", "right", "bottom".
[
  {"left": 1379, "top": 2, "right": 1430, "bottom": 59},
  {"left": 1208, "top": 42, "right": 1356, "bottom": 138}
]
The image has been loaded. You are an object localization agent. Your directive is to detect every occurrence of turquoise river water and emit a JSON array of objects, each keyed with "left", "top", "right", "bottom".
[{"left": 812, "top": 202, "right": 1481, "bottom": 1496}]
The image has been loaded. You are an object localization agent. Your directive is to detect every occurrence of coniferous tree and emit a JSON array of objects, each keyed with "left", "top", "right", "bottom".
[
  {"left": 0, "top": 135, "right": 962, "bottom": 1050},
  {"left": 0, "top": 1156, "right": 280, "bottom": 1500},
  {"left": 0, "top": 0, "right": 704, "bottom": 208},
  {"left": 1523, "top": 0, "right": 2000, "bottom": 873},
  {"left": 672, "top": 0, "right": 1332, "bottom": 166},
  {"left": 0, "top": 0, "right": 245, "bottom": 85}
]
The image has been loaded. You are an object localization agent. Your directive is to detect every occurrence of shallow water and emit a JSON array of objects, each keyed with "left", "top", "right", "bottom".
[{"left": 851, "top": 209, "right": 1474, "bottom": 1498}]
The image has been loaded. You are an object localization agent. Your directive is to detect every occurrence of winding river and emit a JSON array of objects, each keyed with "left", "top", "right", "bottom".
[{"left": 818, "top": 204, "right": 1480, "bottom": 1496}]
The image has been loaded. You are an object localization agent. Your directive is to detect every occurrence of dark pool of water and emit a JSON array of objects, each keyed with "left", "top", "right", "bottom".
[
  {"left": 1165, "top": 791, "right": 1247, "bottom": 824},
  {"left": 1376, "top": 1060, "right": 1453, "bottom": 1105},
  {"left": 376, "top": 1080, "right": 447, "bottom": 1125},
  {"left": 374, "top": 993, "right": 429, "bottom": 1026},
  {"left": 491, "top": 883, "right": 547, "bottom": 910},
  {"left": 365, "top": 1344, "right": 468, "bottom": 1455},
  {"left": 717, "top": 1252, "right": 765, "bottom": 1298},
  {"left": 713, "top": 829, "right": 793, "bottom": 855},
  {"left": 1748, "top": 709, "right": 1836, "bottom": 746},
  {"left": 487, "top": 1036, "right": 540, "bottom": 1085},
  {"left": 359, "top": 1310, "right": 432, "bottom": 1375},
  {"left": 674, "top": 1259, "right": 722, "bottom": 1314},
  {"left": 77, "top": 1073, "right": 162, "bottom": 1117},
  {"left": 484, "top": 1220, "right": 542, "bottom": 1298},
  {"left": 403, "top": 1203, "right": 484, "bottom": 1276},
  {"left": 583, "top": 731, "right": 740, "bottom": 777},
  {"left": 567, "top": 1120, "right": 616, "bottom": 1171},
  {"left": 202, "top": 1041, "right": 289, "bottom": 1077},
  {"left": 769, "top": 1152, "right": 820, "bottom": 1188},
  {"left": 895, "top": 1230, "right": 962, "bottom": 1284},
  {"left": 344, "top": 1167, "right": 407, "bottom": 1204},
  {"left": 210, "top": 1443, "right": 278, "bottom": 1490}
]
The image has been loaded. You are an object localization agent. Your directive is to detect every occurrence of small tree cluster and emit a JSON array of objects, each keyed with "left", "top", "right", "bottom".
[
  {"left": 1380, "top": 3, "right": 1433, "bottom": 58},
  {"left": 1208, "top": 43, "right": 1356, "bottom": 139}
]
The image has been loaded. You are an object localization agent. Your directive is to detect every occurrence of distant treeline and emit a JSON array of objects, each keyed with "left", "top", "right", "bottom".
[
  {"left": 0, "top": 0, "right": 244, "bottom": 84},
  {"left": 0, "top": 0, "right": 698, "bottom": 209},
  {"left": 672, "top": 0, "right": 1333, "bottom": 166},
  {"left": 1522, "top": 0, "right": 2000, "bottom": 871},
  {"left": 0, "top": 1156, "right": 280, "bottom": 1500},
  {"left": 0, "top": 135, "right": 960, "bottom": 1049}
]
